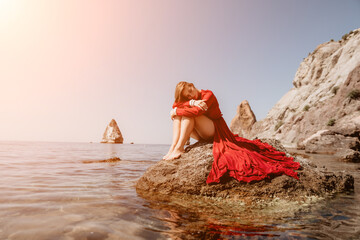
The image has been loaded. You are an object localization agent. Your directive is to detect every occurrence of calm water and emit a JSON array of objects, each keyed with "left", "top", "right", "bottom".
[{"left": 0, "top": 141, "right": 359, "bottom": 240}]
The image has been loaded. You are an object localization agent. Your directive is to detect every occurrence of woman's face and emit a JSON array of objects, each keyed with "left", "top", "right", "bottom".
[{"left": 182, "top": 85, "right": 197, "bottom": 100}]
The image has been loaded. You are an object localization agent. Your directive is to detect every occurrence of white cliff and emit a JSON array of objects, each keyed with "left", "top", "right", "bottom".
[{"left": 232, "top": 28, "right": 360, "bottom": 161}]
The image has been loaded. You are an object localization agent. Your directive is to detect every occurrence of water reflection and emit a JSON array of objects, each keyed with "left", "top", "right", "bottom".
[
  {"left": 137, "top": 190, "right": 315, "bottom": 239},
  {"left": 0, "top": 142, "right": 359, "bottom": 239}
]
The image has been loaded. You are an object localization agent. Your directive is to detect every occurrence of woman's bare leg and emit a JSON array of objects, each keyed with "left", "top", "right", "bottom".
[
  {"left": 167, "top": 116, "right": 195, "bottom": 160},
  {"left": 164, "top": 115, "right": 215, "bottom": 160},
  {"left": 190, "top": 130, "right": 201, "bottom": 141},
  {"left": 194, "top": 115, "right": 215, "bottom": 140},
  {"left": 163, "top": 116, "right": 181, "bottom": 159}
]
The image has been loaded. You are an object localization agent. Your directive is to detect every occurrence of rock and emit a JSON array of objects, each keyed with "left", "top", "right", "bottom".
[
  {"left": 240, "top": 28, "right": 360, "bottom": 159},
  {"left": 82, "top": 157, "right": 121, "bottom": 164},
  {"left": 136, "top": 141, "right": 354, "bottom": 204},
  {"left": 256, "top": 138, "right": 289, "bottom": 153},
  {"left": 230, "top": 100, "right": 257, "bottom": 137},
  {"left": 335, "top": 148, "right": 360, "bottom": 162},
  {"left": 101, "top": 119, "right": 124, "bottom": 144},
  {"left": 303, "top": 130, "right": 360, "bottom": 154}
]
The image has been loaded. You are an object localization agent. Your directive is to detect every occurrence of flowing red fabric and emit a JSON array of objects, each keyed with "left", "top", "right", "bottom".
[{"left": 173, "top": 89, "right": 300, "bottom": 184}]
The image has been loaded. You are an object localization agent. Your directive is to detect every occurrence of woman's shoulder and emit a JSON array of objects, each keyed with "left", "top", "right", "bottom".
[
  {"left": 201, "top": 89, "right": 213, "bottom": 93},
  {"left": 201, "top": 89, "right": 214, "bottom": 96}
]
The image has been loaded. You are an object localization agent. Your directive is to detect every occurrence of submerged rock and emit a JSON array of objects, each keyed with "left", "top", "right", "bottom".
[
  {"left": 82, "top": 157, "right": 121, "bottom": 164},
  {"left": 101, "top": 119, "right": 124, "bottom": 144},
  {"left": 136, "top": 140, "right": 354, "bottom": 204}
]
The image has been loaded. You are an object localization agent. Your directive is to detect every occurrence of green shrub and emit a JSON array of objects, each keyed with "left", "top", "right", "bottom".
[
  {"left": 274, "top": 121, "right": 283, "bottom": 131},
  {"left": 341, "top": 30, "right": 355, "bottom": 41},
  {"left": 303, "top": 105, "right": 310, "bottom": 111},
  {"left": 330, "top": 39, "right": 334, "bottom": 42},
  {"left": 347, "top": 89, "right": 360, "bottom": 100},
  {"left": 332, "top": 86, "right": 339, "bottom": 95},
  {"left": 327, "top": 118, "right": 336, "bottom": 126}
]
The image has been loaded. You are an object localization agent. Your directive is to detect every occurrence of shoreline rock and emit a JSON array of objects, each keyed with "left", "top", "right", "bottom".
[{"left": 136, "top": 140, "right": 354, "bottom": 205}]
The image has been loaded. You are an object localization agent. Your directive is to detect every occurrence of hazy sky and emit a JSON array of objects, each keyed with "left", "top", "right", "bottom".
[{"left": 1, "top": 0, "right": 359, "bottom": 144}]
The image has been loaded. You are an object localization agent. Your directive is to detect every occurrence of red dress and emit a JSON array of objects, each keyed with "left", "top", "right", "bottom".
[{"left": 173, "top": 89, "right": 300, "bottom": 184}]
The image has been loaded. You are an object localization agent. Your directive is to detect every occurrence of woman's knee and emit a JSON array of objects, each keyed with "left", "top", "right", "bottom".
[{"left": 181, "top": 116, "right": 195, "bottom": 122}]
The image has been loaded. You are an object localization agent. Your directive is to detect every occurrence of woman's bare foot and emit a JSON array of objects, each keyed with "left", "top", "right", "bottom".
[
  {"left": 163, "top": 147, "right": 175, "bottom": 160},
  {"left": 166, "top": 149, "right": 185, "bottom": 160},
  {"left": 163, "top": 151, "right": 174, "bottom": 160},
  {"left": 162, "top": 152, "right": 171, "bottom": 160}
]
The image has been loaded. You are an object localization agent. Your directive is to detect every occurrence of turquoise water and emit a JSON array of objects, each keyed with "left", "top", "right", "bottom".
[{"left": 0, "top": 141, "right": 359, "bottom": 239}]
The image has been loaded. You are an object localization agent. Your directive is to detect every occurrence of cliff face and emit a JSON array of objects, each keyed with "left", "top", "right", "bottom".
[
  {"left": 101, "top": 119, "right": 124, "bottom": 144},
  {"left": 242, "top": 29, "right": 360, "bottom": 160}
]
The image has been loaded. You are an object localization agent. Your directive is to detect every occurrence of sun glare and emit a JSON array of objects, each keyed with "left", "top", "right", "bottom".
[
  {"left": 0, "top": 0, "right": 13, "bottom": 11},
  {"left": 0, "top": 0, "right": 21, "bottom": 22}
]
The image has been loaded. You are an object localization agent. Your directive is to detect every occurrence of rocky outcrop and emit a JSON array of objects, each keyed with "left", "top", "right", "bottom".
[
  {"left": 136, "top": 141, "right": 354, "bottom": 204},
  {"left": 101, "top": 119, "right": 124, "bottom": 144},
  {"left": 232, "top": 28, "right": 360, "bottom": 161},
  {"left": 230, "top": 100, "right": 257, "bottom": 137}
]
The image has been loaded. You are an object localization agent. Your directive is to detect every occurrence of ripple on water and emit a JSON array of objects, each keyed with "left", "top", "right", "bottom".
[{"left": 0, "top": 142, "right": 359, "bottom": 239}]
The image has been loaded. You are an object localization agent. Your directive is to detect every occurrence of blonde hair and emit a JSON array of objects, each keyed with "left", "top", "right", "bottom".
[{"left": 174, "top": 81, "right": 195, "bottom": 103}]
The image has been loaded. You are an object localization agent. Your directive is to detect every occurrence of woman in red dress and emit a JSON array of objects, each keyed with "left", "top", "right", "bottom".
[{"left": 163, "top": 81, "right": 300, "bottom": 184}]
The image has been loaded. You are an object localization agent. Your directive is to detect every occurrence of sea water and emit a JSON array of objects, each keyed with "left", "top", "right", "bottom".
[{"left": 0, "top": 141, "right": 359, "bottom": 239}]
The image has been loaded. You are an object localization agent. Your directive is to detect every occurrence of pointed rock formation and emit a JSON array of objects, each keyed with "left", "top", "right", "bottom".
[
  {"left": 230, "top": 100, "right": 257, "bottom": 137},
  {"left": 101, "top": 119, "right": 124, "bottom": 144},
  {"left": 245, "top": 28, "right": 360, "bottom": 161}
]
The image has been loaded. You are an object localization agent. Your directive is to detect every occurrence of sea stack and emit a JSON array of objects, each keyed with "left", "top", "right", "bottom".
[
  {"left": 101, "top": 119, "right": 124, "bottom": 144},
  {"left": 230, "top": 100, "right": 257, "bottom": 138}
]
